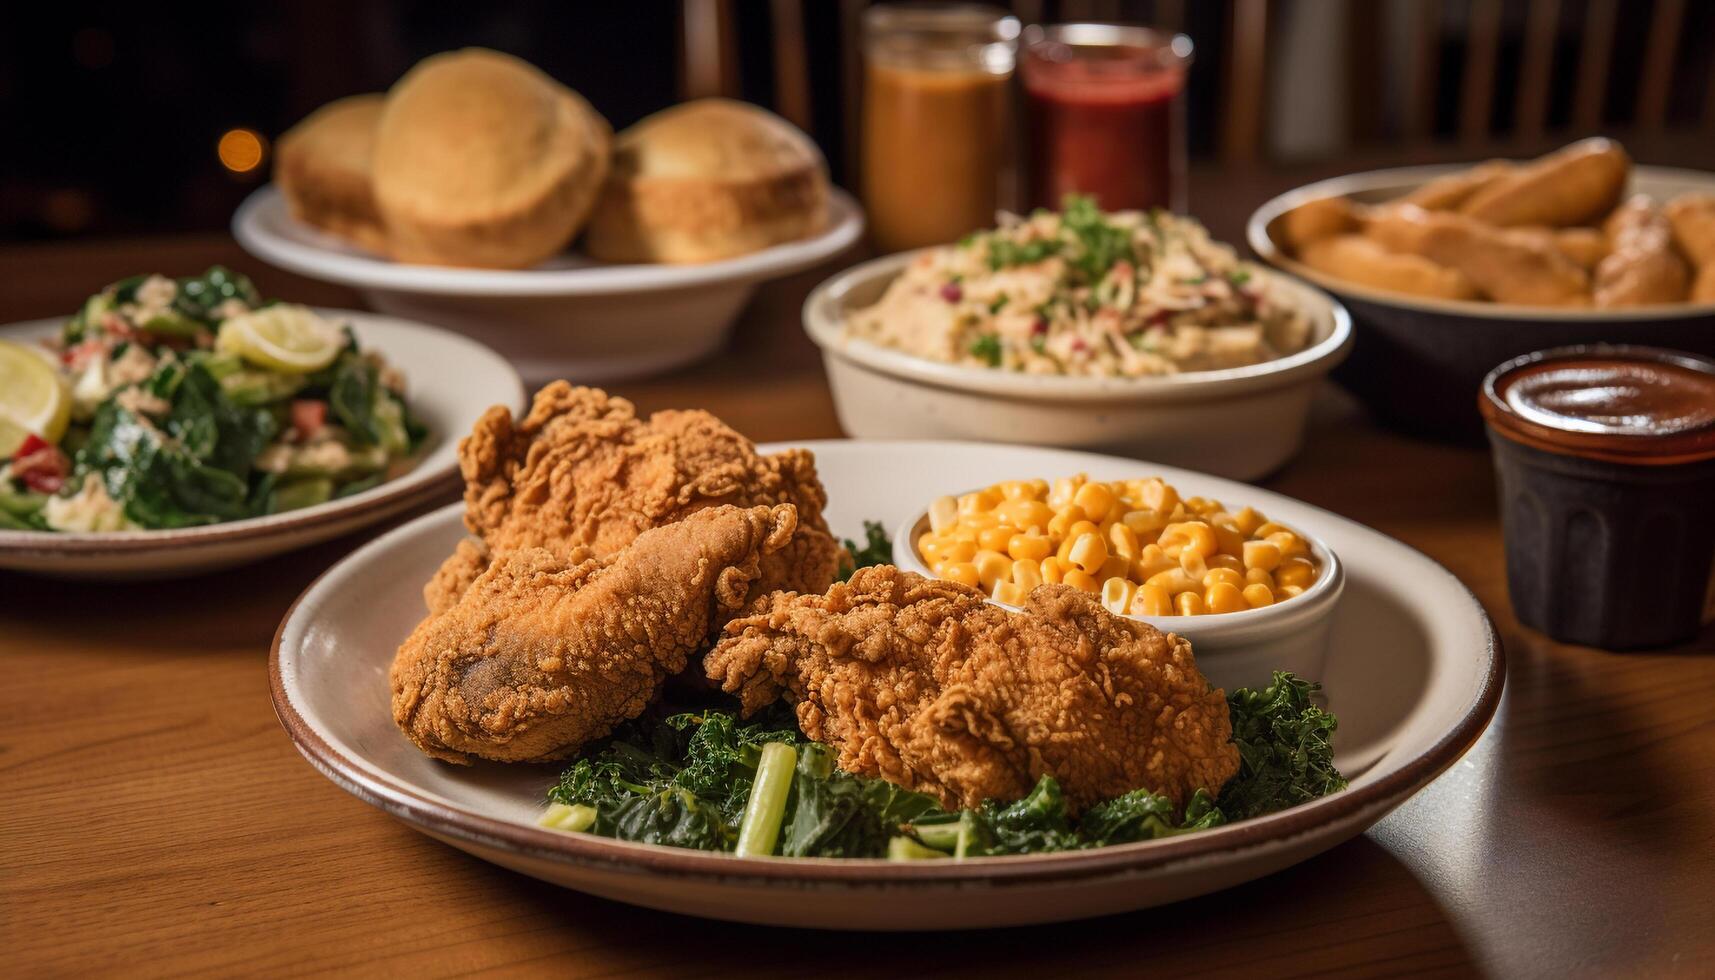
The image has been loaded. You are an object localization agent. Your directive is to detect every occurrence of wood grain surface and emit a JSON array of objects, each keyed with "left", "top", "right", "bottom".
[{"left": 3, "top": 168, "right": 1714, "bottom": 978}]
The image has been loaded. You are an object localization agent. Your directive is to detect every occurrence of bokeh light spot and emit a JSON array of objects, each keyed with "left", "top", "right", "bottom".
[{"left": 218, "top": 128, "right": 266, "bottom": 174}]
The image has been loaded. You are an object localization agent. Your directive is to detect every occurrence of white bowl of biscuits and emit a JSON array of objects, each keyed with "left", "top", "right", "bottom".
[{"left": 235, "top": 49, "right": 864, "bottom": 385}]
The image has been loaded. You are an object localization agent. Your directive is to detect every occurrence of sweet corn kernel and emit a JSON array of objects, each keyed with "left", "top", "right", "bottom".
[
  {"left": 1276, "top": 557, "right": 1316, "bottom": 590},
  {"left": 919, "top": 533, "right": 944, "bottom": 562},
  {"left": 1268, "top": 530, "right": 1309, "bottom": 560},
  {"left": 950, "top": 525, "right": 978, "bottom": 544},
  {"left": 975, "top": 550, "right": 1012, "bottom": 590},
  {"left": 942, "top": 539, "right": 977, "bottom": 563},
  {"left": 1180, "top": 522, "right": 1217, "bottom": 558},
  {"left": 1203, "top": 567, "right": 1244, "bottom": 590},
  {"left": 1279, "top": 584, "right": 1306, "bottom": 598},
  {"left": 1107, "top": 523, "right": 1140, "bottom": 560},
  {"left": 1231, "top": 506, "right": 1264, "bottom": 536},
  {"left": 1062, "top": 569, "right": 1100, "bottom": 592},
  {"left": 928, "top": 495, "right": 958, "bottom": 534},
  {"left": 1243, "top": 540, "right": 1282, "bottom": 572},
  {"left": 1139, "top": 478, "right": 1179, "bottom": 513},
  {"left": 1205, "top": 582, "right": 1247, "bottom": 614},
  {"left": 1098, "top": 555, "right": 1131, "bottom": 582},
  {"left": 1040, "top": 557, "right": 1066, "bottom": 584},
  {"left": 1066, "top": 519, "right": 1100, "bottom": 543},
  {"left": 1101, "top": 577, "right": 1137, "bottom": 615},
  {"left": 1073, "top": 482, "right": 1116, "bottom": 523},
  {"left": 1024, "top": 478, "right": 1049, "bottom": 499},
  {"left": 1242, "top": 583, "right": 1276, "bottom": 608},
  {"left": 1067, "top": 532, "right": 1108, "bottom": 574},
  {"left": 961, "top": 511, "right": 1000, "bottom": 531},
  {"left": 991, "top": 580, "right": 1025, "bottom": 605},
  {"left": 997, "top": 480, "right": 1035, "bottom": 501},
  {"left": 1048, "top": 476, "right": 1082, "bottom": 508},
  {"left": 1255, "top": 521, "right": 1293, "bottom": 539},
  {"left": 1175, "top": 591, "right": 1206, "bottom": 616},
  {"left": 942, "top": 562, "right": 980, "bottom": 588},
  {"left": 1207, "top": 553, "right": 1243, "bottom": 572},
  {"left": 977, "top": 525, "right": 1018, "bottom": 552},
  {"left": 960, "top": 488, "right": 1002, "bottom": 514},
  {"left": 1147, "top": 567, "right": 1200, "bottom": 595},
  {"left": 1121, "top": 509, "right": 1170, "bottom": 539},
  {"left": 1212, "top": 523, "right": 1245, "bottom": 558},
  {"left": 1179, "top": 548, "right": 1209, "bottom": 581},
  {"left": 1131, "top": 583, "right": 1174, "bottom": 616},
  {"left": 1007, "top": 533, "right": 1052, "bottom": 562},
  {"left": 1245, "top": 567, "right": 1275, "bottom": 589},
  {"left": 1046, "top": 506, "right": 1088, "bottom": 539},
  {"left": 1134, "top": 553, "right": 1176, "bottom": 581},
  {"left": 1001, "top": 499, "right": 1053, "bottom": 531},
  {"left": 1012, "top": 558, "right": 1043, "bottom": 590}
]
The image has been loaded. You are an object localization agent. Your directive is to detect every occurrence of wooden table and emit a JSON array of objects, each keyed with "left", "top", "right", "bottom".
[{"left": 5, "top": 191, "right": 1714, "bottom": 978}]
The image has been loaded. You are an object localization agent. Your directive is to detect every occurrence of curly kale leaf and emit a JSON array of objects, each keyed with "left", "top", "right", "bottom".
[
  {"left": 837, "top": 521, "right": 891, "bottom": 582},
  {"left": 1219, "top": 671, "right": 1347, "bottom": 820}
]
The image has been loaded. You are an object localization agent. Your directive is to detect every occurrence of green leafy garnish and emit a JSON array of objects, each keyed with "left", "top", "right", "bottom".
[
  {"left": 988, "top": 294, "right": 1010, "bottom": 314},
  {"left": 1218, "top": 672, "right": 1347, "bottom": 820},
  {"left": 969, "top": 333, "right": 1003, "bottom": 366},
  {"left": 837, "top": 521, "right": 891, "bottom": 582}
]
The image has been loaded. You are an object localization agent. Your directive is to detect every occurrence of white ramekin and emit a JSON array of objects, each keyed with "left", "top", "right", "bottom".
[
  {"left": 802, "top": 252, "right": 1353, "bottom": 481},
  {"left": 890, "top": 502, "right": 1344, "bottom": 693}
]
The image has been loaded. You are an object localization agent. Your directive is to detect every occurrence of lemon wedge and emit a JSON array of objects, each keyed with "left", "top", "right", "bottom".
[
  {"left": 0, "top": 339, "right": 71, "bottom": 456},
  {"left": 216, "top": 304, "right": 344, "bottom": 374}
]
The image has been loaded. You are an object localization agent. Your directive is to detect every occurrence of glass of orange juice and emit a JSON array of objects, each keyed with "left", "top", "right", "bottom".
[{"left": 861, "top": 4, "right": 1019, "bottom": 254}]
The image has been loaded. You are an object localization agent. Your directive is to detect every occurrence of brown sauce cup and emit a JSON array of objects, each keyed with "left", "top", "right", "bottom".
[{"left": 1480, "top": 345, "right": 1715, "bottom": 649}]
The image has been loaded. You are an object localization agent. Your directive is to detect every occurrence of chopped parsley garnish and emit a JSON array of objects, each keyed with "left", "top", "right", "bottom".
[
  {"left": 988, "top": 294, "right": 1010, "bottom": 314},
  {"left": 1060, "top": 194, "right": 1138, "bottom": 285},
  {"left": 1228, "top": 267, "right": 1252, "bottom": 287},
  {"left": 986, "top": 236, "right": 1062, "bottom": 270},
  {"left": 969, "top": 333, "right": 1003, "bottom": 366}
]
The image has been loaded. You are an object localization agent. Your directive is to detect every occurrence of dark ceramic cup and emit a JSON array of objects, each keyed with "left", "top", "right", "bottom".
[{"left": 1480, "top": 345, "right": 1715, "bottom": 650}]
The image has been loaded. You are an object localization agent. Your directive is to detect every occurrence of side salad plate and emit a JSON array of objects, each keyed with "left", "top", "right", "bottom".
[
  {"left": 271, "top": 440, "right": 1502, "bottom": 930},
  {"left": 0, "top": 276, "right": 523, "bottom": 579}
]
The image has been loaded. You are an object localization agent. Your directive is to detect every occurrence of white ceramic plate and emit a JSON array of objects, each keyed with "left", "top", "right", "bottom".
[
  {"left": 0, "top": 311, "right": 524, "bottom": 579},
  {"left": 234, "top": 187, "right": 866, "bottom": 384},
  {"left": 271, "top": 440, "right": 1501, "bottom": 930}
]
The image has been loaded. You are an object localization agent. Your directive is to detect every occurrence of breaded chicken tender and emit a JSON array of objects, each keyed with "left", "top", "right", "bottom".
[
  {"left": 393, "top": 504, "right": 799, "bottom": 764},
  {"left": 427, "top": 383, "right": 839, "bottom": 614},
  {"left": 1368, "top": 205, "right": 1589, "bottom": 306},
  {"left": 704, "top": 566, "right": 1241, "bottom": 813},
  {"left": 1595, "top": 195, "right": 1689, "bottom": 308},
  {"left": 1299, "top": 234, "right": 1478, "bottom": 301},
  {"left": 1458, "top": 137, "right": 1629, "bottom": 228}
]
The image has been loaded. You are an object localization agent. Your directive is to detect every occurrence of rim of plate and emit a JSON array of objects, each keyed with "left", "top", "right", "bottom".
[
  {"left": 269, "top": 441, "right": 1504, "bottom": 886},
  {"left": 803, "top": 251, "right": 1354, "bottom": 403},
  {"left": 0, "top": 311, "right": 524, "bottom": 556},
  {"left": 233, "top": 186, "right": 866, "bottom": 297},
  {"left": 1246, "top": 162, "right": 1715, "bottom": 321}
]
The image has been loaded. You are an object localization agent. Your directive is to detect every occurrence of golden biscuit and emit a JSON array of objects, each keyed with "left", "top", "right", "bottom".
[{"left": 275, "top": 94, "right": 387, "bottom": 253}]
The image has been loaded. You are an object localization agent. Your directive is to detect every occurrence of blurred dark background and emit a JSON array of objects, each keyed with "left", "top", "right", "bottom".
[{"left": 3, "top": 0, "right": 1712, "bottom": 244}]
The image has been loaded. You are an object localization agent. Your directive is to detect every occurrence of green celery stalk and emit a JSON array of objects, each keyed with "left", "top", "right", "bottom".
[{"left": 734, "top": 742, "right": 797, "bottom": 858}]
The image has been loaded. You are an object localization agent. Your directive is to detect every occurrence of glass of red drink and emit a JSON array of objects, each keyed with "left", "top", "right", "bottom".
[{"left": 1021, "top": 24, "right": 1194, "bottom": 213}]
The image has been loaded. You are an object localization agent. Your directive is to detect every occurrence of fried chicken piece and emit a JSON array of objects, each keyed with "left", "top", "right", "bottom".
[
  {"left": 704, "top": 566, "right": 1240, "bottom": 813},
  {"left": 393, "top": 504, "right": 798, "bottom": 764},
  {"left": 428, "top": 382, "right": 839, "bottom": 614}
]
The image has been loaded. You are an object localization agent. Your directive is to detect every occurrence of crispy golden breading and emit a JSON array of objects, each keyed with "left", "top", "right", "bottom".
[
  {"left": 392, "top": 504, "right": 798, "bottom": 764},
  {"left": 704, "top": 566, "right": 1240, "bottom": 813},
  {"left": 1458, "top": 137, "right": 1630, "bottom": 227},
  {"left": 429, "top": 382, "right": 839, "bottom": 613},
  {"left": 1595, "top": 195, "right": 1690, "bottom": 308},
  {"left": 1368, "top": 205, "right": 1589, "bottom": 306}
]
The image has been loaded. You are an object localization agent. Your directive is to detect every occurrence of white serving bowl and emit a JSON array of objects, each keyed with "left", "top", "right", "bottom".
[
  {"left": 0, "top": 310, "right": 524, "bottom": 580},
  {"left": 891, "top": 499, "right": 1343, "bottom": 693},
  {"left": 234, "top": 186, "right": 865, "bottom": 386},
  {"left": 802, "top": 252, "right": 1353, "bottom": 480}
]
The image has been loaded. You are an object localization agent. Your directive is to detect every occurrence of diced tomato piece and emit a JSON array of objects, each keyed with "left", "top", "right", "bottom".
[
  {"left": 290, "top": 399, "right": 328, "bottom": 440},
  {"left": 11, "top": 437, "right": 68, "bottom": 494},
  {"left": 61, "top": 338, "right": 109, "bottom": 370},
  {"left": 100, "top": 312, "right": 135, "bottom": 339}
]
